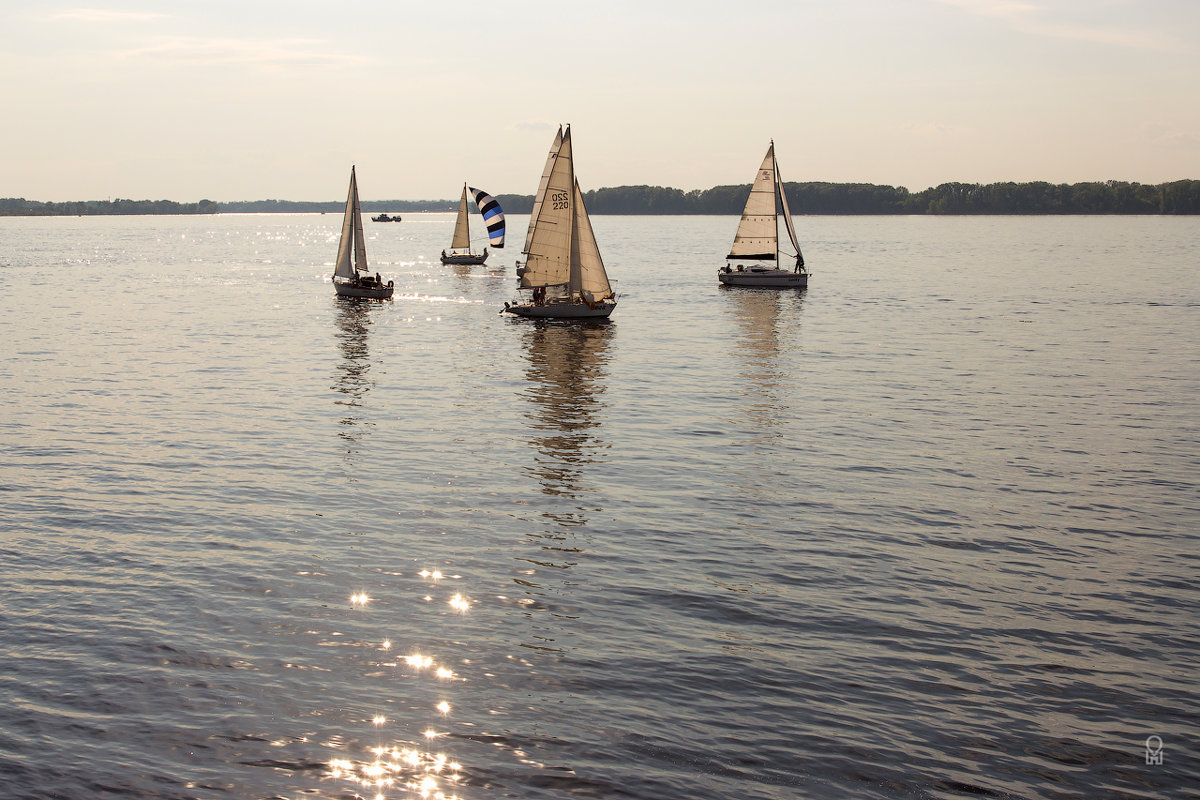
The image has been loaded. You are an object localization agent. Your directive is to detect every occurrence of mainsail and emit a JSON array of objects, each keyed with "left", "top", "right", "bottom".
[
  {"left": 334, "top": 166, "right": 368, "bottom": 280},
  {"left": 728, "top": 144, "right": 780, "bottom": 261},
  {"left": 523, "top": 126, "right": 563, "bottom": 254},
  {"left": 469, "top": 187, "right": 505, "bottom": 248},
  {"left": 519, "top": 127, "right": 575, "bottom": 289},
  {"left": 519, "top": 127, "right": 612, "bottom": 301},
  {"left": 450, "top": 184, "right": 472, "bottom": 251}
]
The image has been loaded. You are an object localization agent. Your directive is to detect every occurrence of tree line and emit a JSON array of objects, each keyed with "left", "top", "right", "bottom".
[
  {"left": 4, "top": 179, "right": 1198, "bottom": 216},
  {"left": 0, "top": 198, "right": 219, "bottom": 216},
  {"left": 550, "top": 179, "right": 1200, "bottom": 215}
]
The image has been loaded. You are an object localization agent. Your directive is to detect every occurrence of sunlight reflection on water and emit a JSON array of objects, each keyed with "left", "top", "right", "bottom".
[{"left": 327, "top": 568, "right": 472, "bottom": 799}]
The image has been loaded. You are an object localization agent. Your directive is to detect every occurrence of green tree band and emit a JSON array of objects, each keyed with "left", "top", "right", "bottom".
[{"left": 4, "top": 180, "right": 1199, "bottom": 216}]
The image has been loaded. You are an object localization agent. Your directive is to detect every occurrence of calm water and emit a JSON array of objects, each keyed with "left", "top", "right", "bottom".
[{"left": 0, "top": 213, "right": 1197, "bottom": 800}]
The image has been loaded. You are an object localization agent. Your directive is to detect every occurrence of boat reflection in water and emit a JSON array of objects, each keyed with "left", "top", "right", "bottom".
[
  {"left": 331, "top": 298, "right": 377, "bottom": 454},
  {"left": 510, "top": 320, "right": 613, "bottom": 653},
  {"left": 722, "top": 289, "right": 806, "bottom": 501},
  {"left": 518, "top": 320, "right": 614, "bottom": 516}
]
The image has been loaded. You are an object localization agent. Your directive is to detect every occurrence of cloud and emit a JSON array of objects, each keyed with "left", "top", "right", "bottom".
[
  {"left": 931, "top": 0, "right": 1182, "bottom": 51},
  {"left": 514, "top": 121, "right": 559, "bottom": 132},
  {"left": 54, "top": 9, "right": 167, "bottom": 22},
  {"left": 901, "top": 121, "right": 973, "bottom": 137},
  {"left": 116, "top": 36, "right": 365, "bottom": 68},
  {"left": 1144, "top": 123, "right": 1200, "bottom": 150}
]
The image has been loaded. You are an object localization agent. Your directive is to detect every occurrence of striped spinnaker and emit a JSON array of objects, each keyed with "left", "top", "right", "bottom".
[{"left": 469, "top": 187, "right": 506, "bottom": 248}]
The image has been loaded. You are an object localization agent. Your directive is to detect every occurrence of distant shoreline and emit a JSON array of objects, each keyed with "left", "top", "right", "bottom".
[{"left": 4, "top": 179, "right": 1198, "bottom": 216}]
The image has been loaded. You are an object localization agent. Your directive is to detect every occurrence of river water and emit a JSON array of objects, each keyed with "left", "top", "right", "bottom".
[{"left": 1, "top": 213, "right": 1196, "bottom": 799}]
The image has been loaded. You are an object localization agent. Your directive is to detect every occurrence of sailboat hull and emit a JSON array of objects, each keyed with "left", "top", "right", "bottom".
[
  {"left": 504, "top": 299, "right": 616, "bottom": 319},
  {"left": 440, "top": 252, "right": 488, "bottom": 265},
  {"left": 335, "top": 281, "right": 394, "bottom": 299},
  {"left": 719, "top": 268, "right": 808, "bottom": 289}
]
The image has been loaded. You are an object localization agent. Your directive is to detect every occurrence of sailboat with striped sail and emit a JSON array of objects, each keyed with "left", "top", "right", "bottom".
[
  {"left": 504, "top": 125, "right": 616, "bottom": 319},
  {"left": 440, "top": 183, "right": 505, "bottom": 265},
  {"left": 718, "top": 141, "right": 809, "bottom": 288},
  {"left": 332, "top": 166, "right": 394, "bottom": 299}
]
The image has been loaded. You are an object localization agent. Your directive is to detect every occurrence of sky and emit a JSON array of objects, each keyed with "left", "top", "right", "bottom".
[{"left": 1, "top": 0, "right": 1197, "bottom": 202}]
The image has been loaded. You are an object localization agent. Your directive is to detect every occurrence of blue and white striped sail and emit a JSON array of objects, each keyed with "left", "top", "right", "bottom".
[{"left": 469, "top": 186, "right": 506, "bottom": 248}]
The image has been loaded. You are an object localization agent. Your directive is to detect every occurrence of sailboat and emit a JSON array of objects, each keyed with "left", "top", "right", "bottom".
[
  {"left": 332, "top": 166, "right": 394, "bottom": 299},
  {"left": 718, "top": 141, "right": 809, "bottom": 289},
  {"left": 504, "top": 125, "right": 617, "bottom": 319},
  {"left": 440, "top": 183, "right": 505, "bottom": 265}
]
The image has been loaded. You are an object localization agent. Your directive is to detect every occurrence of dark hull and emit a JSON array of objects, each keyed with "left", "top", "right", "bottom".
[
  {"left": 503, "top": 299, "right": 616, "bottom": 319},
  {"left": 335, "top": 281, "right": 394, "bottom": 299},
  {"left": 440, "top": 253, "right": 488, "bottom": 265}
]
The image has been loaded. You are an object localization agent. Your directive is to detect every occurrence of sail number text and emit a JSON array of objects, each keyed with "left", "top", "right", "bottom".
[{"left": 551, "top": 191, "right": 569, "bottom": 210}]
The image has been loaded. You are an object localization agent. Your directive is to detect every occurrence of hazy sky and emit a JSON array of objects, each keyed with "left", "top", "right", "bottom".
[{"left": 2, "top": 0, "right": 1197, "bottom": 202}]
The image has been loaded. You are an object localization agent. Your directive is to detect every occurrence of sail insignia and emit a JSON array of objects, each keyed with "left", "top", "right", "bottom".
[
  {"left": 523, "top": 126, "right": 563, "bottom": 255},
  {"left": 469, "top": 187, "right": 505, "bottom": 248}
]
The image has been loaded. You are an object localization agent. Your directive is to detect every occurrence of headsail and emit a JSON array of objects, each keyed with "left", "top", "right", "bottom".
[
  {"left": 774, "top": 152, "right": 804, "bottom": 269},
  {"left": 334, "top": 166, "right": 368, "bottom": 280},
  {"left": 450, "top": 184, "right": 471, "bottom": 251},
  {"left": 523, "top": 125, "right": 563, "bottom": 254},
  {"left": 519, "top": 127, "right": 574, "bottom": 289},
  {"left": 469, "top": 186, "right": 505, "bottom": 248},
  {"left": 727, "top": 143, "right": 779, "bottom": 261},
  {"left": 571, "top": 177, "right": 611, "bottom": 302}
]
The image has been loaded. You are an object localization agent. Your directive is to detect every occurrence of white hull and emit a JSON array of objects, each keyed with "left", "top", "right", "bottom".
[
  {"left": 335, "top": 280, "right": 394, "bottom": 299},
  {"left": 504, "top": 299, "right": 616, "bottom": 319},
  {"left": 719, "top": 268, "right": 808, "bottom": 289}
]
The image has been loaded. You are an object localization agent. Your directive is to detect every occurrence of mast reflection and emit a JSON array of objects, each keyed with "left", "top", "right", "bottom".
[
  {"left": 332, "top": 297, "right": 376, "bottom": 454},
  {"left": 724, "top": 289, "right": 805, "bottom": 432},
  {"left": 512, "top": 321, "right": 613, "bottom": 652},
  {"left": 518, "top": 321, "right": 614, "bottom": 511}
]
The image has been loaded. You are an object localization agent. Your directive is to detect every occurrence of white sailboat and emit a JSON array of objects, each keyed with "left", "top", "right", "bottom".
[
  {"left": 504, "top": 125, "right": 617, "bottom": 319},
  {"left": 718, "top": 141, "right": 809, "bottom": 289},
  {"left": 333, "top": 166, "right": 394, "bottom": 299},
  {"left": 440, "top": 183, "right": 504, "bottom": 265}
]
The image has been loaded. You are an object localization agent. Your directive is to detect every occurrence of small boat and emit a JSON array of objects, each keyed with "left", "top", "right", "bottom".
[
  {"left": 332, "top": 166, "right": 394, "bottom": 299},
  {"left": 504, "top": 125, "right": 617, "bottom": 320},
  {"left": 371, "top": 213, "right": 401, "bottom": 222},
  {"left": 718, "top": 140, "right": 809, "bottom": 289},
  {"left": 440, "top": 183, "right": 505, "bottom": 265}
]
